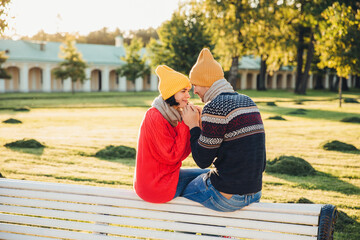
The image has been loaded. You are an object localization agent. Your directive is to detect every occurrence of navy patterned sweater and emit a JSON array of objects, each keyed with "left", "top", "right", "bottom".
[{"left": 190, "top": 92, "right": 266, "bottom": 195}]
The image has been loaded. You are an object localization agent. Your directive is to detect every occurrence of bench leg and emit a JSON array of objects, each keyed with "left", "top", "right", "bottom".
[{"left": 317, "top": 204, "right": 338, "bottom": 240}]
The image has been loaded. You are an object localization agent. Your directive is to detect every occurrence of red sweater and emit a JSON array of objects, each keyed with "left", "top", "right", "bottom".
[{"left": 134, "top": 107, "right": 191, "bottom": 203}]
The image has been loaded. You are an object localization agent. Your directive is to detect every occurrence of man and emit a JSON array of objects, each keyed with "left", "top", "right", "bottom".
[{"left": 182, "top": 48, "right": 266, "bottom": 212}]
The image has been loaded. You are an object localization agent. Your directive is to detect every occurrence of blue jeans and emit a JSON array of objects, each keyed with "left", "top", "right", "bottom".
[
  {"left": 182, "top": 173, "right": 261, "bottom": 212},
  {"left": 174, "top": 168, "right": 210, "bottom": 198}
]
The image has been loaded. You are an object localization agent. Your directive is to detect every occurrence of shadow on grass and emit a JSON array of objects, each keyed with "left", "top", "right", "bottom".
[
  {"left": 6, "top": 147, "right": 44, "bottom": 156},
  {"left": 266, "top": 171, "right": 360, "bottom": 196},
  {"left": 324, "top": 149, "right": 360, "bottom": 155},
  {"left": 79, "top": 151, "right": 135, "bottom": 167},
  {"left": 260, "top": 104, "right": 360, "bottom": 122},
  {"left": 96, "top": 157, "right": 135, "bottom": 167}
]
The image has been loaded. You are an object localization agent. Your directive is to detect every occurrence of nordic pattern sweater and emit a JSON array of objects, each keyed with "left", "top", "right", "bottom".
[
  {"left": 190, "top": 92, "right": 266, "bottom": 195},
  {"left": 134, "top": 107, "right": 191, "bottom": 203}
]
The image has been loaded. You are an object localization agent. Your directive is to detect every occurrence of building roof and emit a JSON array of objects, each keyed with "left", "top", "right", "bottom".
[
  {"left": 239, "top": 55, "right": 293, "bottom": 71},
  {"left": 0, "top": 39, "right": 293, "bottom": 71},
  {"left": 0, "top": 39, "right": 126, "bottom": 65}
]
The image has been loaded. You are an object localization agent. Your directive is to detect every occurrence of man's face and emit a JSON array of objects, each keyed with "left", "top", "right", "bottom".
[{"left": 193, "top": 85, "right": 210, "bottom": 102}]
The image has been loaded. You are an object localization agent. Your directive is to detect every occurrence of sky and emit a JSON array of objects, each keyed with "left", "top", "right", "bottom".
[{"left": 3, "top": 0, "right": 181, "bottom": 38}]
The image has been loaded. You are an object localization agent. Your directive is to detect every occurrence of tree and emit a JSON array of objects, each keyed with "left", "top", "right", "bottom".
[
  {"left": 0, "top": 0, "right": 10, "bottom": 35},
  {"left": 124, "top": 28, "right": 158, "bottom": 46},
  {"left": 53, "top": 37, "right": 87, "bottom": 94},
  {"left": 117, "top": 38, "right": 150, "bottom": 89},
  {"left": 315, "top": 2, "right": 360, "bottom": 106},
  {"left": 147, "top": 1, "right": 213, "bottom": 75},
  {"left": 201, "top": 0, "right": 252, "bottom": 89},
  {"left": 246, "top": 0, "right": 297, "bottom": 90},
  {"left": 0, "top": 50, "right": 11, "bottom": 79}
]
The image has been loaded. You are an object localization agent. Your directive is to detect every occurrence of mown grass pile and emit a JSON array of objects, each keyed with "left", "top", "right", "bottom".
[
  {"left": 95, "top": 145, "right": 136, "bottom": 159},
  {"left": 2, "top": 118, "right": 22, "bottom": 124},
  {"left": 322, "top": 140, "right": 358, "bottom": 152},
  {"left": 266, "top": 155, "right": 316, "bottom": 176},
  {"left": 5, "top": 139, "right": 45, "bottom": 149}
]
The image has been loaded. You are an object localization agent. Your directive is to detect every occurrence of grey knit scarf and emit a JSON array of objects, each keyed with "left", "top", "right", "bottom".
[
  {"left": 203, "top": 79, "right": 235, "bottom": 103},
  {"left": 152, "top": 95, "right": 182, "bottom": 127}
]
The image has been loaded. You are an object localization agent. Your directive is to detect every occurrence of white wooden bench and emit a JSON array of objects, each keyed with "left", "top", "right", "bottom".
[{"left": 0, "top": 178, "right": 337, "bottom": 240}]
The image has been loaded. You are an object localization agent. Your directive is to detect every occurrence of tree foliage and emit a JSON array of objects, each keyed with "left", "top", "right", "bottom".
[
  {"left": 53, "top": 36, "right": 87, "bottom": 94},
  {"left": 316, "top": 2, "right": 360, "bottom": 78},
  {"left": 147, "top": 1, "right": 213, "bottom": 75},
  {"left": 0, "top": 50, "right": 10, "bottom": 79},
  {"left": 201, "top": 0, "right": 251, "bottom": 89},
  {"left": 21, "top": 27, "right": 158, "bottom": 46},
  {"left": 0, "top": 0, "right": 10, "bottom": 35},
  {"left": 117, "top": 38, "right": 150, "bottom": 84}
]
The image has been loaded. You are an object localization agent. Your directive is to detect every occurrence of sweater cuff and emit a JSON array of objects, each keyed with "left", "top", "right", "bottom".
[{"left": 190, "top": 127, "right": 201, "bottom": 142}]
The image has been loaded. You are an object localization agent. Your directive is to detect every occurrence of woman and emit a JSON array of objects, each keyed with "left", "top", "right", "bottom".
[{"left": 134, "top": 65, "right": 208, "bottom": 203}]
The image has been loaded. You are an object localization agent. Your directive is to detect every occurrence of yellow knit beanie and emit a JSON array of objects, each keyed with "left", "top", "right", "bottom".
[
  {"left": 189, "top": 48, "right": 224, "bottom": 87},
  {"left": 155, "top": 65, "right": 191, "bottom": 100}
]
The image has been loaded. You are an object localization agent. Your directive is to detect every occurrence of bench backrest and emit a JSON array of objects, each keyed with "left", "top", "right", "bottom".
[{"left": 0, "top": 179, "right": 335, "bottom": 240}]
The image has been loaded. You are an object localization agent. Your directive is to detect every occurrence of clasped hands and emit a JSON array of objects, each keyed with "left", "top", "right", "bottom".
[{"left": 182, "top": 103, "right": 202, "bottom": 129}]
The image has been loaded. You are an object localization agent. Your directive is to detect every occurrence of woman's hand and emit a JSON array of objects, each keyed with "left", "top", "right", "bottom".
[{"left": 182, "top": 105, "right": 200, "bottom": 129}]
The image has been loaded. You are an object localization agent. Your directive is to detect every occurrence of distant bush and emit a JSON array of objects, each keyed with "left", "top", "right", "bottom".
[
  {"left": 2, "top": 118, "right": 22, "bottom": 124},
  {"left": 322, "top": 140, "right": 358, "bottom": 152},
  {"left": 344, "top": 98, "right": 359, "bottom": 103},
  {"left": 4, "top": 139, "right": 45, "bottom": 149},
  {"left": 13, "top": 106, "right": 30, "bottom": 112},
  {"left": 288, "top": 109, "right": 307, "bottom": 115},
  {"left": 95, "top": 145, "right": 136, "bottom": 159},
  {"left": 266, "top": 102, "right": 277, "bottom": 106},
  {"left": 267, "top": 115, "right": 286, "bottom": 120},
  {"left": 294, "top": 100, "right": 304, "bottom": 105},
  {"left": 266, "top": 155, "right": 316, "bottom": 176},
  {"left": 340, "top": 117, "right": 360, "bottom": 123}
]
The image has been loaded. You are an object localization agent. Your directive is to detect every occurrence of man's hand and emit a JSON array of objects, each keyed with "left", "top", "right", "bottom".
[{"left": 182, "top": 105, "right": 200, "bottom": 129}]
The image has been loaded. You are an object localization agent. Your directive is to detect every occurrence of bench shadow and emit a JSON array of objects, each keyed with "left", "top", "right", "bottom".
[
  {"left": 6, "top": 147, "right": 44, "bottom": 156},
  {"left": 266, "top": 171, "right": 360, "bottom": 196}
]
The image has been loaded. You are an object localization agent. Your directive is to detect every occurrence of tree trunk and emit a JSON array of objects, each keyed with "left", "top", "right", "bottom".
[
  {"left": 72, "top": 80, "right": 75, "bottom": 95},
  {"left": 228, "top": 56, "right": 239, "bottom": 90},
  {"left": 314, "top": 73, "right": 324, "bottom": 89},
  {"left": 297, "top": 33, "right": 314, "bottom": 95},
  {"left": 339, "top": 77, "right": 342, "bottom": 108},
  {"left": 330, "top": 74, "right": 337, "bottom": 92},
  {"left": 355, "top": 75, "right": 360, "bottom": 88},
  {"left": 342, "top": 77, "right": 349, "bottom": 91},
  {"left": 295, "top": 27, "right": 305, "bottom": 94},
  {"left": 257, "top": 56, "right": 267, "bottom": 90}
]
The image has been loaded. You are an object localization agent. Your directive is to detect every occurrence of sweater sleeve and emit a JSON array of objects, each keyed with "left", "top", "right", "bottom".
[
  {"left": 189, "top": 110, "right": 227, "bottom": 169},
  {"left": 144, "top": 111, "right": 190, "bottom": 165}
]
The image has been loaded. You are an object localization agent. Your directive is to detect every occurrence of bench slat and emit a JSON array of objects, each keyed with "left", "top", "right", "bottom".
[
  {"left": 1, "top": 178, "right": 334, "bottom": 240},
  {"left": 0, "top": 232, "right": 57, "bottom": 240},
  {"left": 1, "top": 204, "right": 319, "bottom": 237},
  {"left": 0, "top": 196, "right": 318, "bottom": 236},
  {"left": 0, "top": 179, "right": 323, "bottom": 215},
  {"left": 0, "top": 188, "right": 319, "bottom": 225},
  {"left": 0, "top": 223, "right": 131, "bottom": 240},
  {"left": 1, "top": 215, "right": 231, "bottom": 240},
  {"left": 0, "top": 214, "right": 316, "bottom": 240}
]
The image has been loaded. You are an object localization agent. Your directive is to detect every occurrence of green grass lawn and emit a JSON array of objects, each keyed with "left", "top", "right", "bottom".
[{"left": 1, "top": 89, "right": 359, "bottom": 239}]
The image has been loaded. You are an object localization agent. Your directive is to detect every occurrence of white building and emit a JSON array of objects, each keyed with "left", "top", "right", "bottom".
[
  {"left": 1, "top": 38, "right": 346, "bottom": 93},
  {"left": 0, "top": 38, "right": 158, "bottom": 93}
]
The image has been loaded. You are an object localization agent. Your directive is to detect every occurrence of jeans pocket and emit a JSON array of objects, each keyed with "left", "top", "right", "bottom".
[{"left": 206, "top": 196, "right": 232, "bottom": 212}]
